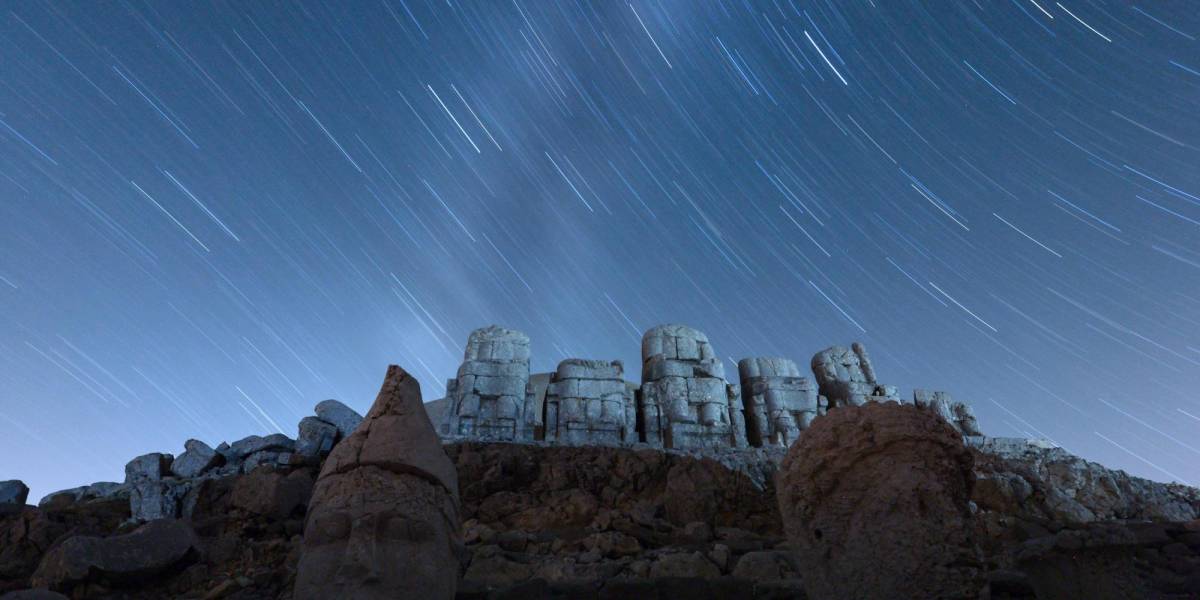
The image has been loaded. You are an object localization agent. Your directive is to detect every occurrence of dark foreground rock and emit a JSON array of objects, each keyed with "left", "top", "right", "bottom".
[
  {"left": 777, "top": 402, "right": 984, "bottom": 599},
  {"left": 31, "top": 519, "right": 200, "bottom": 593},
  {"left": 1, "top": 436, "right": 1197, "bottom": 598}
]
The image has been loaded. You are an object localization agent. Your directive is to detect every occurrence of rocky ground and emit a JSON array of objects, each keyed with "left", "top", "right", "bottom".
[{"left": 2, "top": 430, "right": 1199, "bottom": 599}]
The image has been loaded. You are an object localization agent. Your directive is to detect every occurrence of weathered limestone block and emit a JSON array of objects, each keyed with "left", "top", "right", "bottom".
[
  {"left": 543, "top": 359, "right": 636, "bottom": 445},
  {"left": 124, "top": 452, "right": 188, "bottom": 522},
  {"left": 296, "top": 416, "right": 338, "bottom": 458},
  {"left": 314, "top": 399, "right": 364, "bottom": 439},
  {"left": 637, "top": 325, "right": 744, "bottom": 449},
  {"left": 914, "top": 390, "right": 982, "bottom": 436},
  {"left": 129, "top": 480, "right": 191, "bottom": 522},
  {"left": 296, "top": 365, "right": 462, "bottom": 600},
  {"left": 738, "top": 357, "right": 819, "bottom": 447},
  {"left": 777, "top": 402, "right": 984, "bottom": 599},
  {"left": 124, "top": 453, "right": 172, "bottom": 482},
  {"left": 441, "top": 325, "right": 537, "bottom": 441},
  {"left": 810, "top": 342, "right": 898, "bottom": 408}
]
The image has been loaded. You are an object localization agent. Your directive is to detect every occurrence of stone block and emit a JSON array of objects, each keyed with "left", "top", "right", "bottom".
[{"left": 169, "top": 440, "right": 221, "bottom": 478}]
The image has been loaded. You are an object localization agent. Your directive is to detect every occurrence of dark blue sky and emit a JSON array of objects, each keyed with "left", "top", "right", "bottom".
[{"left": 1, "top": 1, "right": 1198, "bottom": 500}]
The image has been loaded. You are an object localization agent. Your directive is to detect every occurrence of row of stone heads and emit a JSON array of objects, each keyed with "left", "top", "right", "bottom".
[{"left": 439, "top": 324, "right": 982, "bottom": 450}]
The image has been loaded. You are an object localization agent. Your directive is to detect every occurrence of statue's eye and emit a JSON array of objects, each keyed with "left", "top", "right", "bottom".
[
  {"left": 308, "top": 513, "right": 351, "bottom": 545},
  {"left": 382, "top": 515, "right": 433, "bottom": 542}
]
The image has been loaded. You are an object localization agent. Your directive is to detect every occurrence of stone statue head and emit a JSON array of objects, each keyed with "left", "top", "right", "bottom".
[{"left": 295, "top": 366, "right": 462, "bottom": 600}]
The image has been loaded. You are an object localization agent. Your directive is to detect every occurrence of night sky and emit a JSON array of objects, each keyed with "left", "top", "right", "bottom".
[{"left": 2, "top": 1, "right": 1198, "bottom": 500}]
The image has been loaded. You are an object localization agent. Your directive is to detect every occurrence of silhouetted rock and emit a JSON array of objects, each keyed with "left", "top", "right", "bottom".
[
  {"left": 0, "top": 482, "right": 28, "bottom": 507},
  {"left": 777, "top": 401, "right": 984, "bottom": 599}
]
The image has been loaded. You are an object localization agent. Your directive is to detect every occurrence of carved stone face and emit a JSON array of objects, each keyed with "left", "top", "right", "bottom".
[{"left": 295, "top": 467, "right": 459, "bottom": 600}]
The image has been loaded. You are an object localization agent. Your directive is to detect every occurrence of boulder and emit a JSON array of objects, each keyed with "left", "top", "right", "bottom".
[
  {"left": 230, "top": 468, "right": 313, "bottom": 520},
  {"left": 227, "top": 433, "right": 293, "bottom": 459},
  {"left": 730, "top": 550, "right": 797, "bottom": 582},
  {"left": 776, "top": 402, "right": 984, "bottom": 599},
  {"left": 295, "top": 416, "right": 337, "bottom": 458},
  {"left": 124, "top": 453, "right": 173, "bottom": 483},
  {"left": 169, "top": 440, "right": 221, "bottom": 478},
  {"left": 37, "top": 487, "right": 88, "bottom": 509},
  {"left": 0, "top": 481, "right": 29, "bottom": 506},
  {"left": 313, "top": 399, "right": 363, "bottom": 439},
  {"left": 648, "top": 552, "right": 720, "bottom": 579},
  {"left": 37, "top": 483, "right": 126, "bottom": 510},
  {"left": 30, "top": 519, "right": 200, "bottom": 592}
]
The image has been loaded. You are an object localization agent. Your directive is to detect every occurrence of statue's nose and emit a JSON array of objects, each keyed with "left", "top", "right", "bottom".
[{"left": 337, "top": 535, "right": 381, "bottom": 583}]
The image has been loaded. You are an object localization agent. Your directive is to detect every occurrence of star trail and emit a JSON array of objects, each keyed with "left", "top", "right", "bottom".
[{"left": 0, "top": 1, "right": 1198, "bottom": 500}]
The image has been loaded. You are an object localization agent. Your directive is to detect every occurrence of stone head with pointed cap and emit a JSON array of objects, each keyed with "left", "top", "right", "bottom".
[{"left": 295, "top": 365, "right": 462, "bottom": 600}]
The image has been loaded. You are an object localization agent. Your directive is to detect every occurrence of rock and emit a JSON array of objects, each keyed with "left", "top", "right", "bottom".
[
  {"left": 230, "top": 468, "right": 313, "bottom": 520},
  {"left": 129, "top": 478, "right": 191, "bottom": 522},
  {"left": 0, "top": 481, "right": 29, "bottom": 506},
  {"left": 37, "top": 487, "right": 88, "bottom": 509},
  {"left": 313, "top": 399, "right": 363, "bottom": 440},
  {"left": 295, "top": 416, "right": 338, "bottom": 457},
  {"left": 970, "top": 436, "right": 1200, "bottom": 523},
  {"left": 731, "top": 550, "right": 796, "bottom": 582},
  {"left": 227, "top": 434, "right": 293, "bottom": 459},
  {"left": 295, "top": 365, "right": 462, "bottom": 600},
  {"left": 30, "top": 519, "right": 200, "bottom": 592},
  {"left": 648, "top": 552, "right": 720, "bottom": 579},
  {"left": 914, "top": 390, "right": 982, "bottom": 436},
  {"left": 241, "top": 450, "right": 292, "bottom": 472},
  {"left": 38, "top": 482, "right": 127, "bottom": 510},
  {"left": 124, "top": 453, "right": 173, "bottom": 483},
  {"left": 464, "top": 554, "right": 533, "bottom": 587},
  {"left": 170, "top": 440, "right": 221, "bottom": 478},
  {"left": 777, "top": 402, "right": 984, "bottom": 599},
  {"left": 0, "top": 591, "right": 70, "bottom": 599}
]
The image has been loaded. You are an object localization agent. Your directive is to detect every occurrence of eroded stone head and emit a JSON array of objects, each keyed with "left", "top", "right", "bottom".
[{"left": 295, "top": 365, "right": 462, "bottom": 600}]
